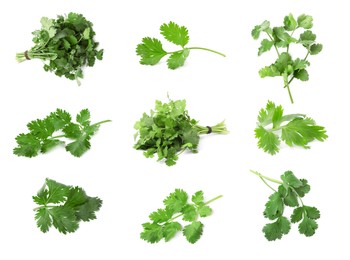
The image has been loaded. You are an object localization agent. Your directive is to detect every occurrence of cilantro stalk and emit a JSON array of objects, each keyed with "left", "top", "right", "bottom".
[
  {"left": 167, "top": 47, "right": 225, "bottom": 57},
  {"left": 251, "top": 169, "right": 321, "bottom": 241}
]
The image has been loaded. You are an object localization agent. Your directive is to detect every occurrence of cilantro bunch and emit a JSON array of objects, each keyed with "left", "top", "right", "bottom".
[
  {"left": 255, "top": 101, "right": 328, "bottom": 155},
  {"left": 134, "top": 99, "right": 229, "bottom": 166},
  {"left": 251, "top": 170, "right": 320, "bottom": 241},
  {"left": 136, "top": 21, "right": 225, "bottom": 69},
  {"left": 141, "top": 189, "right": 222, "bottom": 244},
  {"left": 33, "top": 178, "right": 102, "bottom": 234},
  {"left": 14, "top": 109, "right": 111, "bottom": 157},
  {"left": 16, "top": 13, "right": 103, "bottom": 84},
  {"left": 252, "top": 14, "right": 322, "bottom": 103}
]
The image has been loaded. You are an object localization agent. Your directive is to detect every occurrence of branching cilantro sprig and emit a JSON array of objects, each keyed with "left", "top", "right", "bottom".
[
  {"left": 136, "top": 21, "right": 225, "bottom": 69},
  {"left": 255, "top": 101, "right": 327, "bottom": 155},
  {"left": 134, "top": 98, "right": 229, "bottom": 166},
  {"left": 141, "top": 189, "right": 222, "bottom": 244},
  {"left": 251, "top": 170, "right": 320, "bottom": 241},
  {"left": 14, "top": 109, "right": 111, "bottom": 158},
  {"left": 16, "top": 13, "right": 103, "bottom": 85},
  {"left": 252, "top": 14, "right": 322, "bottom": 103},
  {"left": 33, "top": 178, "right": 102, "bottom": 234}
]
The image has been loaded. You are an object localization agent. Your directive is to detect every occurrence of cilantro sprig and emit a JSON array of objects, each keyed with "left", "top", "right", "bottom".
[
  {"left": 251, "top": 170, "right": 320, "bottom": 241},
  {"left": 141, "top": 189, "right": 222, "bottom": 244},
  {"left": 134, "top": 98, "right": 229, "bottom": 166},
  {"left": 14, "top": 109, "right": 111, "bottom": 157},
  {"left": 255, "top": 101, "right": 328, "bottom": 155},
  {"left": 252, "top": 14, "right": 322, "bottom": 103},
  {"left": 16, "top": 13, "right": 103, "bottom": 85},
  {"left": 33, "top": 178, "right": 102, "bottom": 234},
  {"left": 136, "top": 21, "right": 225, "bottom": 69}
]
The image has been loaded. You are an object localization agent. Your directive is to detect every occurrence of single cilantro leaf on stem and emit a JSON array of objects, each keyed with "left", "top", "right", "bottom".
[
  {"left": 16, "top": 13, "right": 103, "bottom": 84},
  {"left": 255, "top": 101, "right": 328, "bottom": 155},
  {"left": 33, "top": 178, "right": 102, "bottom": 234},
  {"left": 136, "top": 21, "right": 225, "bottom": 69},
  {"left": 134, "top": 98, "right": 228, "bottom": 166},
  {"left": 140, "top": 190, "right": 222, "bottom": 244},
  {"left": 250, "top": 170, "right": 320, "bottom": 241},
  {"left": 252, "top": 14, "right": 322, "bottom": 103},
  {"left": 14, "top": 109, "right": 111, "bottom": 158}
]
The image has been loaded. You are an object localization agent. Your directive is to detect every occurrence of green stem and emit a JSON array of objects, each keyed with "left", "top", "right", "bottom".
[
  {"left": 196, "top": 121, "right": 229, "bottom": 135},
  {"left": 286, "top": 83, "right": 294, "bottom": 104},
  {"left": 49, "top": 134, "right": 66, "bottom": 140},
  {"left": 260, "top": 113, "right": 305, "bottom": 128},
  {"left": 90, "top": 120, "right": 112, "bottom": 127},
  {"left": 266, "top": 32, "right": 280, "bottom": 57},
  {"left": 250, "top": 170, "right": 283, "bottom": 185},
  {"left": 167, "top": 195, "right": 223, "bottom": 222},
  {"left": 167, "top": 47, "right": 226, "bottom": 57},
  {"left": 33, "top": 204, "right": 56, "bottom": 211}
]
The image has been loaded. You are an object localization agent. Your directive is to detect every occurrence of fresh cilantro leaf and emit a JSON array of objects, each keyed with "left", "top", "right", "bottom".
[
  {"left": 141, "top": 190, "right": 222, "bottom": 244},
  {"left": 252, "top": 14, "right": 322, "bottom": 103},
  {"left": 134, "top": 98, "right": 228, "bottom": 166},
  {"left": 251, "top": 170, "right": 320, "bottom": 241},
  {"left": 14, "top": 109, "right": 111, "bottom": 158},
  {"left": 255, "top": 101, "right": 328, "bottom": 155},
  {"left": 33, "top": 178, "right": 102, "bottom": 234},
  {"left": 16, "top": 13, "right": 103, "bottom": 84},
  {"left": 136, "top": 22, "right": 225, "bottom": 69},
  {"left": 160, "top": 21, "right": 189, "bottom": 47}
]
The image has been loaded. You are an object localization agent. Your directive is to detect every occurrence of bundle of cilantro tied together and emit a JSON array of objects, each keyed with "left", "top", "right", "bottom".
[
  {"left": 134, "top": 99, "right": 228, "bottom": 166},
  {"left": 16, "top": 13, "right": 103, "bottom": 84}
]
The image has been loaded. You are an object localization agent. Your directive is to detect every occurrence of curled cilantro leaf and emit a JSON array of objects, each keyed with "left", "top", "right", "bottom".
[
  {"left": 252, "top": 14, "right": 322, "bottom": 103},
  {"left": 16, "top": 13, "right": 103, "bottom": 85},
  {"left": 141, "top": 189, "right": 222, "bottom": 244},
  {"left": 14, "top": 109, "right": 111, "bottom": 157},
  {"left": 33, "top": 178, "right": 102, "bottom": 234},
  {"left": 255, "top": 101, "right": 328, "bottom": 155},
  {"left": 251, "top": 170, "right": 320, "bottom": 241},
  {"left": 136, "top": 21, "right": 225, "bottom": 69},
  {"left": 134, "top": 98, "right": 229, "bottom": 166}
]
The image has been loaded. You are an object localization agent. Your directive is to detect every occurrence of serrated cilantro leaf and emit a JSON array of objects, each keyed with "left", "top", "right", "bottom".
[
  {"left": 258, "top": 39, "right": 274, "bottom": 56},
  {"left": 251, "top": 20, "right": 271, "bottom": 39},
  {"left": 17, "top": 13, "right": 103, "bottom": 84},
  {"left": 134, "top": 98, "right": 228, "bottom": 166},
  {"left": 255, "top": 101, "right": 328, "bottom": 155},
  {"left": 141, "top": 190, "right": 222, "bottom": 244},
  {"left": 160, "top": 21, "right": 189, "bottom": 47},
  {"left": 33, "top": 178, "right": 102, "bottom": 234},
  {"left": 310, "top": 43, "right": 323, "bottom": 55},
  {"left": 284, "top": 14, "right": 297, "bottom": 31},
  {"left": 252, "top": 169, "right": 320, "bottom": 241},
  {"left": 14, "top": 109, "right": 110, "bottom": 158},
  {"left": 137, "top": 22, "right": 225, "bottom": 69},
  {"left": 297, "top": 14, "right": 313, "bottom": 29}
]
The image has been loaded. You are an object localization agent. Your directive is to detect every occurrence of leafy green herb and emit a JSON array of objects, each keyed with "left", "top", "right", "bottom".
[
  {"left": 250, "top": 170, "right": 320, "bottom": 241},
  {"left": 252, "top": 14, "right": 322, "bottom": 103},
  {"left": 134, "top": 98, "right": 229, "bottom": 166},
  {"left": 16, "top": 13, "right": 103, "bottom": 85},
  {"left": 136, "top": 21, "right": 225, "bottom": 69},
  {"left": 14, "top": 109, "right": 111, "bottom": 157},
  {"left": 141, "top": 189, "right": 222, "bottom": 244},
  {"left": 33, "top": 178, "right": 102, "bottom": 234},
  {"left": 255, "top": 101, "right": 327, "bottom": 155}
]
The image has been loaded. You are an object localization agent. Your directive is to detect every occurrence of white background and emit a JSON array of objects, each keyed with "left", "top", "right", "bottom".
[{"left": 0, "top": 0, "right": 349, "bottom": 259}]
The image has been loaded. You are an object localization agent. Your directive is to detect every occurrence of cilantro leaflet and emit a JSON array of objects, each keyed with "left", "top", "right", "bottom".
[
  {"left": 136, "top": 21, "right": 225, "bottom": 69},
  {"left": 252, "top": 14, "right": 322, "bottom": 103},
  {"left": 134, "top": 98, "right": 229, "bottom": 166},
  {"left": 33, "top": 178, "right": 102, "bottom": 234},
  {"left": 250, "top": 170, "right": 320, "bottom": 241},
  {"left": 14, "top": 109, "right": 111, "bottom": 157},
  {"left": 141, "top": 189, "right": 222, "bottom": 244},
  {"left": 255, "top": 101, "right": 328, "bottom": 155},
  {"left": 16, "top": 13, "right": 103, "bottom": 85}
]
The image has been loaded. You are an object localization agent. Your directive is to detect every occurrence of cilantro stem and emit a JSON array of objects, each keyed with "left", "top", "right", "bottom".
[
  {"left": 167, "top": 195, "right": 223, "bottom": 222},
  {"left": 250, "top": 170, "right": 283, "bottom": 186},
  {"left": 187, "top": 47, "right": 226, "bottom": 57},
  {"left": 33, "top": 204, "right": 56, "bottom": 211},
  {"left": 266, "top": 32, "right": 280, "bottom": 57},
  {"left": 90, "top": 120, "right": 112, "bottom": 127},
  {"left": 50, "top": 134, "right": 66, "bottom": 139},
  {"left": 285, "top": 82, "right": 294, "bottom": 104},
  {"left": 196, "top": 121, "right": 229, "bottom": 135}
]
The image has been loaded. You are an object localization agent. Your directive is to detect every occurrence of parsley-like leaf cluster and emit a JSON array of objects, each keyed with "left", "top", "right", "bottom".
[
  {"left": 255, "top": 101, "right": 327, "bottom": 155},
  {"left": 14, "top": 109, "right": 111, "bottom": 157},
  {"left": 252, "top": 14, "right": 322, "bottom": 103},
  {"left": 251, "top": 170, "right": 320, "bottom": 241},
  {"left": 141, "top": 189, "right": 222, "bottom": 244},
  {"left": 136, "top": 21, "right": 225, "bottom": 69},
  {"left": 16, "top": 13, "right": 103, "bottom": 84},
  {"left": 33, "top": 178, "right": 102, "bottom": 234},
  {"left": 134, "top": 99, "right": 228, "bottom": 166}
]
